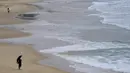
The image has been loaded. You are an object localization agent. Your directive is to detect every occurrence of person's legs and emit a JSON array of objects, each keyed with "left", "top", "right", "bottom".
[{"left": 18, "top": 63, "right": 22, "bottom": 70}]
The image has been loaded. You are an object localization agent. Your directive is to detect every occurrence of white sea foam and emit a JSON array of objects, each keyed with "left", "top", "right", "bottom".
[
  {"left": 40, "top": 36, "right": 130, "bottom": 73},
  {"left": 40, "top": 41, "right": 130, "bottom": 53},
  {"left": 88, "top": 0, "right": 130, "bottom": 30},
  {"left": 0, "top": 0, "right": 129, "bottom": 73},
  {"left": 55, "top": 54, "right": 130, "bottom": 73}
]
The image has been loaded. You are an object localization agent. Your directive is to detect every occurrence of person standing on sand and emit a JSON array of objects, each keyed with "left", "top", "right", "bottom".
[
  {"left": 16, "top": 55, "right": 22, "bottom": 70},
  {"left": 7, "top": 7, "right": 10, "bottom": 13}
]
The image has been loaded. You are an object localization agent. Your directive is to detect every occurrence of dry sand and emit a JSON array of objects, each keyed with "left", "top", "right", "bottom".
[
  {"left": 0, "top": 3, "right": 38, "bottom": 25},
  {"left": 0, "top": 1, "right": 38, "bottom": 25},
  {"left": 0, "top": 43, "right": 68, "bottom": 73},
  {"left": 0, "top": 0, "right": 38, "bottom": 38}
]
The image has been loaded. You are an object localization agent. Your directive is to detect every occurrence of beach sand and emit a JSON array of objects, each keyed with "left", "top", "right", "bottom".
[
  {"left": 0, "top": 0, "right": 38, "bottom": 38},
  {"left": 0, "top": 43, "right": 68, "bottom": 73},
  {"left": 0, "top": 0, "right": 126, "bottom": 72},
  {"left": 0, "top": 2, "right": 38, "bottom": 25},
  {"left": 0, "top": 28, "right": 30, "bottom": 39},
  {"left": 0, "top": 0, "right": 69, "bottom": 73}
]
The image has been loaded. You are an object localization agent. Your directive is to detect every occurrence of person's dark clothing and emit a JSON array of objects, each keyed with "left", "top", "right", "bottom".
[
  {"left": 7, "top": 8, "right": 10, "bottom": 13},
  {"left": 16, "top": 55, "right": 22, "bottom": 70}
]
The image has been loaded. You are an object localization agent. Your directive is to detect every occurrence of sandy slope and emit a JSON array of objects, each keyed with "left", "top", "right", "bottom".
[
  {"left": 0, "top": 43, "right": 68, "bottom": 73},
  {"left": 0, "top": 0, "right": 69, "bottom": 73}
]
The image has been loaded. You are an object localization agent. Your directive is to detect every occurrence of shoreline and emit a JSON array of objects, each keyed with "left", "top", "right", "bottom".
[
  {"left": 40, "top": 53, "right": 123, "bottom": 73},
  {"left": 0, "top": 2, "right": 39, "bottom": 25},
  {"left": 0, "top": 43, "right": 68, "bottom": 73},
  {"left": 33, "top": 0, "right": 130, "bottom": 73},
  {"left": 0, "top": 0, "right": 38, "bottom": 38},
  {"left": 0, "top": 27, "right": 31, "bottom": 39},
  {"left": 0, "top": 0, "right": 69, "bottom": 73},
  {"left": 0, "top": 0, "right": 129, "bottom": 73}
]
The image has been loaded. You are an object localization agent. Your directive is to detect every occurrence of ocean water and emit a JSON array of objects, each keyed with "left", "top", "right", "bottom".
[
  {"left": 89, "top": 0, "right": 130, "bottom": 29},
  {"left": 39, "top": 0, "right": 130, "bottom": 73},
  {"left": 0, "top": 0, "right": 130, "bottom": 73}
]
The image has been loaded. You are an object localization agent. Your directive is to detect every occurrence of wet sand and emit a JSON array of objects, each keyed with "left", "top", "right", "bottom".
[{"left": 0, "top": 0, "right": 69, "bottom": 73}]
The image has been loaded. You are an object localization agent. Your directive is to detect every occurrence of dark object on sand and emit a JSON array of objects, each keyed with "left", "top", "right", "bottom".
[
  {"left": 18, "top": 13, "right": 39, "bottom": 20},
  {"left": 16, "top": 55, "right": 22, "bottom": 70},
  {"left": 7, "top": 7, "right": 10, "bottom": 13}
]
